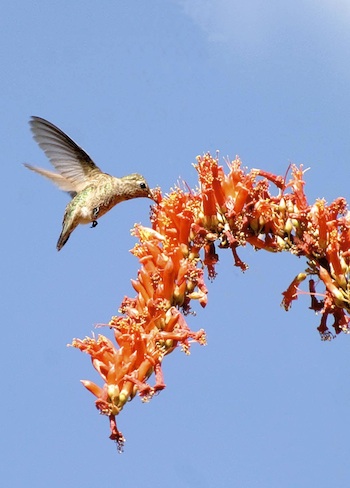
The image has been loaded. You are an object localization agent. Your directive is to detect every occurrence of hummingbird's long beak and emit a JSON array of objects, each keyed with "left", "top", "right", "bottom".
[
  {"left": 148, "top": 188, "right": 156, "bottom": 201},
  {"left": 148, "top": 187, "right": 162, "bottom": 205}
]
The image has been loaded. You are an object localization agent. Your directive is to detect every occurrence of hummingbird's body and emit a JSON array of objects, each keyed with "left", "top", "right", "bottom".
[{"left": 25, "top": 116, "right": 153, "bottom": 250}]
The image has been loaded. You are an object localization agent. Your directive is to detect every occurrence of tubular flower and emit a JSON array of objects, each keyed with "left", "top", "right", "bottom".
[{"left": 71, "top": 153, "right": 350, "bottom": 447}]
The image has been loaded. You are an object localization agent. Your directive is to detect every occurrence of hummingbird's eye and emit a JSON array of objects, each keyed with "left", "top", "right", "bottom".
[{"left": 140, "top": 182, "right": 147, "bottom": 189}]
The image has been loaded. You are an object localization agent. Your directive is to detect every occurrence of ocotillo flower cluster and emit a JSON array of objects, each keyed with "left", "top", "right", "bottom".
[{"left": 71, "top": 153, "right": 350, "bottom": 451}]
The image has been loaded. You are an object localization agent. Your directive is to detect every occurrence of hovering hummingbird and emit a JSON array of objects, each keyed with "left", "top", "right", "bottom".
[{"left": 25, "top": 116, "right": 153, "bottom": 251}]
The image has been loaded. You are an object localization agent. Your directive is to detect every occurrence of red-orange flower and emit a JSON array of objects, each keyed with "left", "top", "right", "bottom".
[{"left": 71, "top": 153, "right": 350, "bottom": 447}]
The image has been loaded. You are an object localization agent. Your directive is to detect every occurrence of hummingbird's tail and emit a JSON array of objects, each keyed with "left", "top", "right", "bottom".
[
  {"left": 57, "top": 229, "right": 71, "bottom": 251},
  {"left": 57, "top": 221, "right": 77, "bottom": 251}
]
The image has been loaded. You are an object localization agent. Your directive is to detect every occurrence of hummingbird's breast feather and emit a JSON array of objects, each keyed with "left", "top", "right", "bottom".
[
  {"left": 68, "top": 176, "right": 124, "bottom": 225},
  {"left": 79, "top": 206, "right": 95, "bottom": 224}
]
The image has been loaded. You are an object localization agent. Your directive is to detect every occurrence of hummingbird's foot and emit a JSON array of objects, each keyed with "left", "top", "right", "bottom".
[{"left": 91, "top": 207, "right": 99, "bottom": 228}]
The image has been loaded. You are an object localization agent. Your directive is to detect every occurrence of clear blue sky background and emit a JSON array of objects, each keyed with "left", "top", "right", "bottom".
[{"left": 2, "top": 1, "right": 350, "bottom": 486}]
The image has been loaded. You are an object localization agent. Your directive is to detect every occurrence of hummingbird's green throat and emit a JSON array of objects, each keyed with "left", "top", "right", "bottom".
[{"left": 25, "top": 116, "right": 153, "bottom": 251}]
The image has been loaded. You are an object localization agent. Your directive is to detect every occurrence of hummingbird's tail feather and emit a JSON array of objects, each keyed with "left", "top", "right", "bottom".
[
  {"left": 57, "top": 230, "right": 71, "bottom": 251},
  {"left": 57, "top": 220, "right": 78, "bottom": 251}
]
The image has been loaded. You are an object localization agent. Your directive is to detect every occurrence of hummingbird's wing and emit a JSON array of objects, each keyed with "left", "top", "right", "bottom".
[
  {"left": 29, "top": 116, "right": 103, "bottom": 192},
  {"left": 23, "top": 164, "right": 77, "bottom": 196}
]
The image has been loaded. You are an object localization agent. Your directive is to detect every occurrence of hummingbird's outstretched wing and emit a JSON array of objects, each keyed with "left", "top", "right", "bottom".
[
  {"left": 24, "top": 163, "right": 77, "bottom": 196},
  {"left": 29, "top": 116, "right": 103, "bottom": 192}
]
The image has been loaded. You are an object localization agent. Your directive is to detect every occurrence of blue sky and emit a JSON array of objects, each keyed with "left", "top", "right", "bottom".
[{"left": 3, "top": 1, "right": 350, "bottom": 486}]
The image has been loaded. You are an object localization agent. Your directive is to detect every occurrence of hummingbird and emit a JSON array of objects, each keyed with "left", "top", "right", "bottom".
[{"left": 25, "top": 116, "right": 153, "bottom": 251}]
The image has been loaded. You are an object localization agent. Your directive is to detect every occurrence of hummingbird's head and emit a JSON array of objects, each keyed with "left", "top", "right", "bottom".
[{"left": 122, "top": 173, "right": 155, "bottom": 201}]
